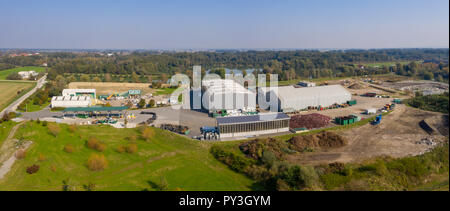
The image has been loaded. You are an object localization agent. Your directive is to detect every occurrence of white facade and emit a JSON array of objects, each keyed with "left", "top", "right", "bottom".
[
  {"left": 51, "top": 96, "right": 92, "bottom": 108},
  {"left": 259, "top": 85, "right": 352, "bottom": 112},
  {"left": 62, "top": 89, "right": 96, "bottom": 99},
  {"left": 18, "top": 71, "right": 38, "bottom": 79},
  {"left": 202, "top": 79, "right": 256, "bottom": 112}
]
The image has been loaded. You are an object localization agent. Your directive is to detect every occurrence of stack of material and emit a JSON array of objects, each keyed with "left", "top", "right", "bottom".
[
  {"left": 160, "top": 124, "right": 190, "bottom": 135},
  {"left": 288, "top": 131, "right": 348, "bottom": 151},
  {"left": 290, "top": 113, "right": 331, "bottom": 129}
]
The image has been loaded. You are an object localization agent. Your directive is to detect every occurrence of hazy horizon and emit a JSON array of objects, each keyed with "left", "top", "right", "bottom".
[{"left": 0, "top": 0, "right": 448, "bottom": 49}]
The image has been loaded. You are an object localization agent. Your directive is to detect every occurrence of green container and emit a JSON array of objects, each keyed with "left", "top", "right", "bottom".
[
  {"left": 348, "top": 118, "right": 354, "bottom": 124},
  {"left": 347, "top": 100, "right": 357, "bottom": 106},
  {"left": 335, "top": 117, "right": 341, "bottom": 124},
  {"left": 342, "top": 119, "right": 349, "bottom": 125}
]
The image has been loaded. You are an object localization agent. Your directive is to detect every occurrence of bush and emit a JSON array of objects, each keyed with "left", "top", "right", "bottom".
[
  {"left": 86, "top": 154, "right": 108, "bottom": 171},
  {"left": 126, "top": 143, "right": 138, "bottom": 154},
  {"left": 38, "top": 154, "right": 46, "bottom": 161},
  {"left": 42, "top": 121, "right": 48, "bottom": 126},
  {"left": 116, "top": 146, "right": 126, "bottom": 153},
  {"left": 64, "top": 144, "right": 75, "bottom": 153},
  {"left": 15, "top": 149, "right": 26, "bottom": 160},
  {"left": 47, "top": 123, "right": 60, "bottom": 136},
  {"left": 26, "top": 164, "right": 40, "bottom": 174},
  {"left": 68, "top": 125, "right": 77, "bottom": 133},
  {"left": 210, "top": 145, "right": 256, "bottom": 173},
  {"left": 86, "top": 137, "right": 106, "bottom": 152},
  {"left": 141, "top": 127, "right": 155, "bottom": 141}
]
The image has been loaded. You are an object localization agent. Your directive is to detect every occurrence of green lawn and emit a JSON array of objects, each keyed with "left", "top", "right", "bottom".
[
  {"left": 154, "top": 87, "right": 177, "bottom": 96},
  {"left": 0, "top": 121, "right": 18, "bottom": 147},
  {"left": 0, "top": 122, "right": 257, "bottom": 191},
  {"left": 18, "top": 99, "right": 51, "bottom": 112},
  {"left": 0, "top": 66, "right": 46, "bottom": 80}
]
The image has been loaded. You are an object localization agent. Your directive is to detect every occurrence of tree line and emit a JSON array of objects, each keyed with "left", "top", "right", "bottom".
[{"left": 1, "top": 49, "right": 448, "bottom": 82}]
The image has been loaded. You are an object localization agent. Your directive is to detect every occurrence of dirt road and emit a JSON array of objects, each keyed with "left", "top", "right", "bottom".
[{"left": 0, "top": 122, "right": 29, "bottom": 179}]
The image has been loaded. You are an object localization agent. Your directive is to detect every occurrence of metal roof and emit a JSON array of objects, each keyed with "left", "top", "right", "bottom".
[
  {"left": 63, "top": 106, "right": 128, "bottom": 112},
  {"left": 217, "top": 113, "right": 290, "bottom": 125}
]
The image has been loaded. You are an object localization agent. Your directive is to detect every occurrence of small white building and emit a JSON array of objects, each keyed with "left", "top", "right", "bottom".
[
  {"left": 18, "top": 71, "right": 38, "bottom": 79},
  {"left": 51, "top": 96, "right": 92, "bottom": 108}
]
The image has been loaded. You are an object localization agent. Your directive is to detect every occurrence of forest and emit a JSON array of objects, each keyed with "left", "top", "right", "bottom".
[{"left": 0, "top": 49, "right": 448, "bottom": 82}]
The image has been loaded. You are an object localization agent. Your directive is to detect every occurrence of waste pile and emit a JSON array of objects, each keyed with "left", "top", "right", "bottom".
[
  {"left": 288, "top": 131, "right": 348, "bottom": 151},
  {"left": 290, "top": 113, "right": 331, "bottom": 129},
  {"left": 160, "top": 124, "right": 190, "bottom": 135}
]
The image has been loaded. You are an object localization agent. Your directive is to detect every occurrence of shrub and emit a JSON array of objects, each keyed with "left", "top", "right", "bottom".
[
  {"left": 47, "top": 123, "right": 61, "bottom": 136},
  {"left": 38, "top": 154, "right": 46, "bottom": 161},
  {"left": 64, "top": 144, "right": 75, "bottom": 153},
  {"left": 86, "top": 154, "right": 108, "bottom": 171},
  {"left": 141, "top": 127, "right": 155, "bottom": 141},
  {"left": 26, "top": 164, "right": 40, "bottom": 174},
  {"left": 126, "top": 143, "right": 138, "bottom": 154},
  {"left": 15, "top": 149, "right": 26, "bottom": 160},
  {"left": 68, "top": 125, "right": 77, "bottom": 133},
  {"left": 50, "top": 165, "right": 57, "bottom": 172},
  {"left": 116, "top": 146, "right": 126, "bottom": 153},
  {"left": 210, "top": 145, "right": 256, "bottom": 173},
  {"left": 86, "top": 137, "right": 106, "bottom": 152},
  {"left": 42, "top": 121, "right": 48, "bottom": 126}
]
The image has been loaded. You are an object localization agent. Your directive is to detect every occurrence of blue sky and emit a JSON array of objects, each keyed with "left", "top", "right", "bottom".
[{"left": 0, "top": 0, "right": 448, "bottom": 49}]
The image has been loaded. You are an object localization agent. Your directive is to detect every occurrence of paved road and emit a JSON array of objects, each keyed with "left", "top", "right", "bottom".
[{"left": 0, "top": 75, "right": 47, "bottom": 117}]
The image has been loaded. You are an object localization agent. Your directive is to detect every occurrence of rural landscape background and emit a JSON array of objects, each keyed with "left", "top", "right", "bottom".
[{"left": 0, "top": 0, "right": 448, "bottom": 192}]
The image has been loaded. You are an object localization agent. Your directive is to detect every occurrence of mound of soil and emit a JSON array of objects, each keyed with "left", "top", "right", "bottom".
[
  {"left": 290, "top": 113, "right": 331, "bottom": 129},
  {"left": 240, "top": 138, "right": 287, "bottom": 160},
  {"left": 348, "top": 83, "right": 366, "bottom": 89},
  {"left": 288, "top": 131, "right": 348, "bottom": 151}
]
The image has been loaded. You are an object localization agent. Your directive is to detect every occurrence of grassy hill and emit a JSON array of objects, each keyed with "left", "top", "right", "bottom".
[
  {"left": 0, "top": 66, "right": 46, "bottom": 80},
  {"left": 0, "top": 122, "right": 258, "bottom": 191}
]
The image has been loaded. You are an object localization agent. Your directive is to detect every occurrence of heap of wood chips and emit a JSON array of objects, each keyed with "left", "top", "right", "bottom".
[
  {"left": 290, "top": 113, "right": 331, "bottom": 129},
  {"left": 288, "top": 131, "right": 348, "bottom": 151}
]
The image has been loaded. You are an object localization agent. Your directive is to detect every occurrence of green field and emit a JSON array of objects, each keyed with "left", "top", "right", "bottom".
[
  {"left": 359, "top": 61, "right": 422, "bottom": 68},
  {"left": 154, "top": 87, "right": 177, "bottom": 96},
  {"left": 0, "top": 122, "right": 257, "bottom": 191},
  {"left": 0, "top": 66, "right": 46, "bottom": 80},
  {"left": 0, "top": 121, "right": 18, "bottom": 147},
  {"left": 0, "top": 81, "right": 36, "bottom": 112}
]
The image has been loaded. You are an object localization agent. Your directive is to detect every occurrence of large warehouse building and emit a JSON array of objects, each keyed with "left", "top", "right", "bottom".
[
  {"left": 202, "top": 79, "right": 256, "bottom": 113},
  {"left": 259, "top": 85, "right": 352, "bottom": 112},
  {"left": 217, "top": 112, "right": 290, "bottom": 139},
  {"left": 51, "top": 96, "right": 92, "bottom": 108}
]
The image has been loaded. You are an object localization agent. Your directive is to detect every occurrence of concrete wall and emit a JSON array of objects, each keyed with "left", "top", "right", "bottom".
[{"left": 219, "top": 127, "right": 289, "bottom": 139}]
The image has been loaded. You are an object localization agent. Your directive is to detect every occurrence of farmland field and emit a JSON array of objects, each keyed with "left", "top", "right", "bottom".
[
  {"left": 0, "top": 81, "right": 36, "bottom": 112},
  {"left": 0, "top": 66, "right": 46, "bottom": 80},
  {"left": 68, "top": 82, "right": 156, "bottom": 95},
  {"left": 0, "top": 122, "right": 258, "bottom": 191}
]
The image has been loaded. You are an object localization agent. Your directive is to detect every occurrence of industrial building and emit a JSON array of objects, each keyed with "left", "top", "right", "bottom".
[
  {"left": 51, "top": 96, "right": 92, "bottom": 108},
  {"left": 217, "top": 112, "right": 290, "bottom": 138},
  {"left": 62, "top": 89, "right": 96, "bottom": 99},
  {"left": 259, "top": 85, "right": 352, "bottom": 112},
  {"left": 202, "top": 79, "right": 256, "bottom": 113}
]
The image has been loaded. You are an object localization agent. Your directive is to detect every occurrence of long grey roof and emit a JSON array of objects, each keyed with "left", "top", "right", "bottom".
[{"left": 217, "top": 113, "right": 290, "bottom": 125}]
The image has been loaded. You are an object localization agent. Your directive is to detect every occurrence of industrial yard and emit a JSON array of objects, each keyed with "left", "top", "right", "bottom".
[{"left": 288, "top": 105, "right": 448, "bottom": 165}]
